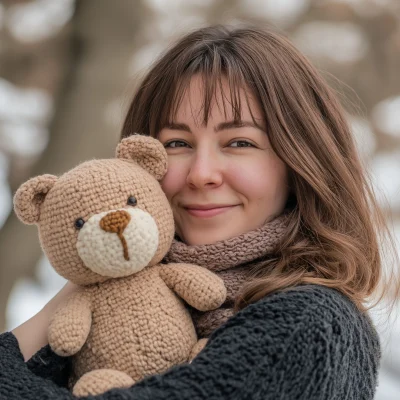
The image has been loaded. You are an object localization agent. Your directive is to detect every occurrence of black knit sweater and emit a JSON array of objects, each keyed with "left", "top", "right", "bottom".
[{"left": 0, "top": 285, "right": 380, "bottom": 400}]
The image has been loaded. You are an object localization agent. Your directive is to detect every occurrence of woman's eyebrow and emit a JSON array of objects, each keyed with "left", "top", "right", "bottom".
[
  {"left": 164, "top": 120, "right": 263, "bottom": 133},
  {"left": 214, "top": 120, "right": 263, "bottom": 132},
  {"left": 164, "top": 122, "right": 192, "bottom": 132}
]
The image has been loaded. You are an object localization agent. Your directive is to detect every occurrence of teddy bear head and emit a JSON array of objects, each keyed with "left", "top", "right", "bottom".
[{"left": 14, "top": 135, "right": 174, "bottom": 285}]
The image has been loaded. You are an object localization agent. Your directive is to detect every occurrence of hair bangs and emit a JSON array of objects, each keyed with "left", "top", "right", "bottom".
[{"left": 155, "top": 49, "right": 259, "bottom": 134}]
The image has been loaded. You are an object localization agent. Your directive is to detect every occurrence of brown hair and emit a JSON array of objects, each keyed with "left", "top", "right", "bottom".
[{"left": 121, "top": 25, "right": 399, "bottom": 312}]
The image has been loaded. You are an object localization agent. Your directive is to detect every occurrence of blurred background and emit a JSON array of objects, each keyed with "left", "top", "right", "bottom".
[{"left": 0, "top": 0, "right": 399, "bottom": 397}]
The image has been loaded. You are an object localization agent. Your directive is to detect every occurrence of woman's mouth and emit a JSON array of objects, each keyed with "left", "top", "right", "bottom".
[{"left": 183, "top": 204, "right": 239, "bottom": 218}]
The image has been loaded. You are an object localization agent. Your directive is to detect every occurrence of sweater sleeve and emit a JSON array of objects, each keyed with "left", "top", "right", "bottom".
[
  {"left": 26, "top": 343, "right": 72, "bottom": 388},
  {"left": 0, "top": 332, "right": 72, "bottom": 399},
  {"left": 0, "top": 285, "right": 380, "bottom": 400}
]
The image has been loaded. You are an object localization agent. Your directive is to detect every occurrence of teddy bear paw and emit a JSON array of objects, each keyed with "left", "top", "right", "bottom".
[{"left": 73, "top": 369, "right": 135, "bottom": 396}]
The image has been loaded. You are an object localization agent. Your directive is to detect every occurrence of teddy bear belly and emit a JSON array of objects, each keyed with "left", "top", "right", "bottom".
[{"left": 72, "top": 271, "right": 197, "bottom": 383}]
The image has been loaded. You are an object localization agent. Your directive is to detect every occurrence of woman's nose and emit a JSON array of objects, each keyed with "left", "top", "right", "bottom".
[{"left": 186, "top": 150, "right": 223, "bottom": 189}]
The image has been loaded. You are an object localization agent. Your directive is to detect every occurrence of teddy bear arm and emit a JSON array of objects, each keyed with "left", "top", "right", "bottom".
[
  {"left": 48, "top": 291, "right": 92, "bottom": 357},
  {"left": 159, "top": 263, "right": 227, "bottom": 312}
]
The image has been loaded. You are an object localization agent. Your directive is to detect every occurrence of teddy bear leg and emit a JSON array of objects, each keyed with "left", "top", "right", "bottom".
[
  {"left": 189, "top": 338, "right": 208, "bottom": 362},
  {"left": 72, "top": 369, "right": 135, "bottom": 397}
]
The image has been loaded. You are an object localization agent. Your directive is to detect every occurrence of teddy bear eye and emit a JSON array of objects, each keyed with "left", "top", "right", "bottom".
[
  {"left": 127, "top": 196, "right": 137, "bottom": 206},
  {"left": 74, "top": 218, "right": 85, "bottom": 229}
]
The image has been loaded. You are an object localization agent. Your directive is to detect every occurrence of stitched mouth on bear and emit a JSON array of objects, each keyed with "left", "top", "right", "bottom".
[
  {"left": 76, "top": 207, "right": 159, "bottom": 278},
  {"left": 99, "top": 210, "right": 131, "bottom": 261}
]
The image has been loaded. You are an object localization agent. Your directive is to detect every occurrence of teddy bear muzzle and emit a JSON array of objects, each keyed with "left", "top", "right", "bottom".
[{"left": 76, "top": 208, "right": 159, "bottom": 278}]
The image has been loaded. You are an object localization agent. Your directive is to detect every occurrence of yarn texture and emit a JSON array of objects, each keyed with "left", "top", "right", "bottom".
[
  {"left": 165, "top": 212, "right": 290, "bottom": 337},
  {"left": 0, "top": 285, "right": 380, "bottom": 399},
  {"left": 1, "top": 134, "right": 380, "bottom": 399},
  {"left": 11, "top": 135, "right": 227, "bottom": 396}
]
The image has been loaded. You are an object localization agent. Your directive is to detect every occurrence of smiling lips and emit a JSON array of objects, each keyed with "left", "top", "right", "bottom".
[{"left": 184, "top": 204, "right": 239, "bottom": 218}]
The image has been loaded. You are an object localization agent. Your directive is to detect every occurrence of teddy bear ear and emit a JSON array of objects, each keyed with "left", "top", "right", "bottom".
[
  {"left": 14, "top": 174, "right": 58, "bottom": 225},
  {"left": 116, "top": 134, "right": 168, "bottom": 180}
]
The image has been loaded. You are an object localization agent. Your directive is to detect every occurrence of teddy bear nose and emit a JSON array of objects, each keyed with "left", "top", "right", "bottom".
[{"left": 100, "top": 210, "right": 131, "bottom": 261}]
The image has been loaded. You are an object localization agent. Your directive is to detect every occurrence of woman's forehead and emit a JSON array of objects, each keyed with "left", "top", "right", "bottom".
[{"left": 168, "top": 74, "right": 264, "bottom": 125}]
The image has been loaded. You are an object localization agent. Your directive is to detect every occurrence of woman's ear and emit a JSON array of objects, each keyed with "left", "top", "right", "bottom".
[
  {"left": 14, "top": 174, "right": 58, "bottom": 224},
  {"left": 116, "top": 134, "right": 168, "bottom": 180}
]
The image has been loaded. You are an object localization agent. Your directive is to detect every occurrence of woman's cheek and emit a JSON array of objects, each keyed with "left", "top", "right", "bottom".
[
  {"left": 227, "top": 158, "right": 288, "bottom": 204},
  {"left": 227, "top": 161, "right": 266, "bottom": 194},
  {"left": 160, "top": 159, "right": 187, "bottom": 201}
]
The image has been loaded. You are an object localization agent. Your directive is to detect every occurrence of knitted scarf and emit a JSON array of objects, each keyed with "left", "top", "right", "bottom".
[{"left": 164, "top": 213, "right": 290, "bottom": 338}]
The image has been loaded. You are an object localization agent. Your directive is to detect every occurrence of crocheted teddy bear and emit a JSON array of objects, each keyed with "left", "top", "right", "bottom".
[{"left": 14, "top": 135, "right": 227, "bottom": 397}]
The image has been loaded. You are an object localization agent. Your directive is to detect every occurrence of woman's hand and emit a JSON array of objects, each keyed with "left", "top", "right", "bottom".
[{"left": 11, "top": 281, "right": 79, "bottom": 361}]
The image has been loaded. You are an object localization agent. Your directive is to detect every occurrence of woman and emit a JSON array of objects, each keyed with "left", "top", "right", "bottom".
[{"left": 0, "top": 25, "right": 397, "bottom": 399}]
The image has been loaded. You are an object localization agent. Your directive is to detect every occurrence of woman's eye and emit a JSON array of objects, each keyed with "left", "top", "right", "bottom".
[
  {"left": 164, "top": 140, "right": 189, "bottom": 148},
  {"left": 229, "top": 140, "right": 255, "bottom": 148}
]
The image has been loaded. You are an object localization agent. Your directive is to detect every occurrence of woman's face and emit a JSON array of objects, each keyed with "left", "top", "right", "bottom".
[{"left": 158, "top": 75, "right": 290, "bottom": 245}]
